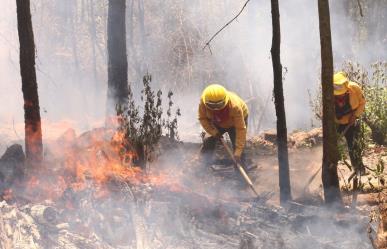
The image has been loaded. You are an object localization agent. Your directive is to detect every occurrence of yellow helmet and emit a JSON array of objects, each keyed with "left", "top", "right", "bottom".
[
  {"left": 333, "top": 72, "right": 349, "bottom": 95},
  {"left": 201, "top": 84, "right": 230, "bottom": 110}
]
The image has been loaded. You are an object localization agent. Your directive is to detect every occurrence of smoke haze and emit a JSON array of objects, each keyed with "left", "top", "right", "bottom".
[
  {"left": 0, "top": 0, "right": 386, "bottom": 146},
  {"left": 0, "top": 2, "right": 383, "bottom": 247}
]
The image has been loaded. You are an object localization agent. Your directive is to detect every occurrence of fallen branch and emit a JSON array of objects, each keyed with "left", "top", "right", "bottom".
[
  {"left": 302, "top": 166, "right": 322, "bottom": 193},
  {"left": 203, "top": 0, "right": 251, "bottom": 52}
]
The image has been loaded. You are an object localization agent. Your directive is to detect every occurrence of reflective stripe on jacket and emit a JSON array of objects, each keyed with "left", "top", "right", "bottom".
[
  {"left": 335, "top": 81, "right": 366, "bottom": 125},
  {"left": 198, "top": 92, "right": 248, "bottom": 156}
]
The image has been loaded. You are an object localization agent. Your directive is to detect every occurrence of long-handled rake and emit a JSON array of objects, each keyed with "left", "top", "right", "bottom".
[{"left": 219, "top": 138, "right": 259, "bottom": 197}]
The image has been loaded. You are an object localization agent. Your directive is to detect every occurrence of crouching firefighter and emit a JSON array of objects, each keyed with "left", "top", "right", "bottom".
[
  {"left": 198, "top": 84, "right": 249, "bottom": 168},
  {"left": 333, "top": 72, "right": 366, "bottom": 175}
]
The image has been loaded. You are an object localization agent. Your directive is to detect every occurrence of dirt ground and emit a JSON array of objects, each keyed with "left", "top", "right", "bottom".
[
  {"left": 1, "top": 125, "right": 385, "bottom": 208},
  {"left": 155, "top": 131, "right": 386, "bottom": 209},
  {"left": 0, "top": 127, "right": 384, "bottom": 248},
  {"left": 252, "top": 146, "right": 323, "bottom": 205},
  {"left": 253, "top": 144, "right": 386, "bottom": 207}
]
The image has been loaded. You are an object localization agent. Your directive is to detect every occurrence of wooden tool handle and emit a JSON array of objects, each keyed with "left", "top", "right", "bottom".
[{"left": 219, "top": 138, "right": 259, "bottom": 197}]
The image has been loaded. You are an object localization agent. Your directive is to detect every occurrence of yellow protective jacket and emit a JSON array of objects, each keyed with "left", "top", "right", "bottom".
[
  {"left": 198, "top": 92, "right": 249, "bottom": 156},
  {"left": 335, "top": 81, "right": 366, "bottom": 125}
]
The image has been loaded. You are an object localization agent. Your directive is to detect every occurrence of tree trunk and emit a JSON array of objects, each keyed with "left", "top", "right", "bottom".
[
  {"left": 127, "top": 0, "right": 139, "bottom": 86},
  {"left": 270, "top": 0, "right": 291, "bottom": 204},
  {"left": 107, "top": 0, "right": 129, "bottom": 116},
  {"left": 88, "top": 0, "right": 99, "bottom": 105},
  {"left": 127, "top": 0, "right": 135, "bottom": 50},
  {"left": 89, "top": 0, "right": 98, "bottom": 86},
  {"left": 69, "top": 2, "right": 80, "bottom": 76},
  {"left": 80, "top": 0, "right": 86, "bottom": 22},
  {"left": 137, "top": 0, "right": 147, "bottom": 81},
  {"left": 317, "top": 0, "right": 342, "bottom": 205},
  {"left": 16, "top": 0, "right": 43, "bottom": 168}
]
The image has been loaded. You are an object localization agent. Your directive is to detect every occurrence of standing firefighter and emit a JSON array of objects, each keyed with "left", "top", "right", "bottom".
[
  {"left": 198, "top": 84, "right": 249, "bottom": 167},
  {"left": 334, "top": 72, "right": 366, "bottom": 174}
]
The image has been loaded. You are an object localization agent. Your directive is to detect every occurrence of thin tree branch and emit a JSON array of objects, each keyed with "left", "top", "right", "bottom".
[
  {"left": 203, "top": 0, "right": 251, "bottom": 51},
  {"left": 357, "top": 0, "right": 364, "bottom": 17}
]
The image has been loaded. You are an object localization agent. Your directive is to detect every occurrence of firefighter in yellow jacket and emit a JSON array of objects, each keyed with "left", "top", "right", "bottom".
[
  {"left": 198, "top": 84, "right": 249, "bottom": 167},
  {"left": 334, "top": 72, "right": 366, "bottom": 174}
]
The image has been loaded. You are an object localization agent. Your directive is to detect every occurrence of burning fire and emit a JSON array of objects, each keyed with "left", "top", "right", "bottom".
[{"left": 12, "top": 126, "right": 181, "bottom": 204}]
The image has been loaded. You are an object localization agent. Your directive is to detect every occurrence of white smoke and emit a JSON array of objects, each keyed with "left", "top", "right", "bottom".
[{"left": 0, "top": 0, "right": 385, "bottom": 145}]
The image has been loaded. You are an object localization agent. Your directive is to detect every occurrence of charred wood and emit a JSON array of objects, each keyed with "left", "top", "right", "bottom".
[{"left": 0, "top": 144, "right": 25, "bottom": 200}]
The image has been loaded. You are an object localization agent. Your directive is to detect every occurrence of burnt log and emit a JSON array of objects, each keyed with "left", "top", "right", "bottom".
[
  {"left": 29, "top": 205, "right": 58, "bottom": 225},
  {"left": 0, "top": 144, "right": 25, "bottom": 198},
  {"left": 262, "top": 129, "right": 277, "bottom": 143}
]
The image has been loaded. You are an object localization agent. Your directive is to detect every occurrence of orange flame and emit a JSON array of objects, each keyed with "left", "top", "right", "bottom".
[{"left": 19, "top": 127, "right": 180, "bottom": 204}]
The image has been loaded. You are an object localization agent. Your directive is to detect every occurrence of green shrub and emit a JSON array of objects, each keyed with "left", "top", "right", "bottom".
[
  {"left": 309, "top": 61, "right": 387, "bottom": 146},
  {"left": 342, "top": 61, "right": 387, "bottom": 145},
  {"left": 117, "top": 73, "right": 180, "bottom": 169}
]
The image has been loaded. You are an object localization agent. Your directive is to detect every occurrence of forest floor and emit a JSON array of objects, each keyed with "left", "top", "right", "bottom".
[
  {"left": 0, "top": 126, "right": 385, "bottom": 248},
  {"left": 157, "top": 127, "right": 386, "bottom": 208}
]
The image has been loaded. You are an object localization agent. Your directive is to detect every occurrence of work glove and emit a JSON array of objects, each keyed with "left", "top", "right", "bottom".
[{"left": 214, "top": 133, "right": 223, "bottom": 140}]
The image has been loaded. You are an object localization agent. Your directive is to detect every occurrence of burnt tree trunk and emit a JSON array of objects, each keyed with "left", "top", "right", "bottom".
[
  {"left": 318, "top": 0, "right": 342, "bottom": 205},
  {"left": 16, "top": 0, "right": 43, "bottom": 167},
  {"left": 107, "top": 0, "right": 129, "bottom": 116},
  {"left": 270, "top": 0, "right": 292, "bottom": 204}
]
